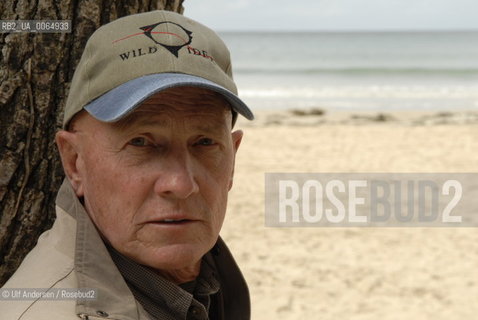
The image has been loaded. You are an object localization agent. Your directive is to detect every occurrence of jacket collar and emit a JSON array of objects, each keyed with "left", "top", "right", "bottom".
[{"left": 56, "top": 179, "right": 148, "bottom": 320}]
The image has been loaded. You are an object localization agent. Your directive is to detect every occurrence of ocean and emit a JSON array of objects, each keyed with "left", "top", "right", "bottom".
[{"left": 219, "top": 31, "right": 478, "bottom": 112}]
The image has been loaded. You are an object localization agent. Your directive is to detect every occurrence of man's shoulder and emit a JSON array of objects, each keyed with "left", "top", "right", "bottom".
[
  {"left": 1, "top": 272, "right": 78, "bottom": 320},
  {"left": 4, "top": 206, "right": 77, "bottom": 286},
  {"left": 1, "top": 207, "right": 78, "bottom": 320}
]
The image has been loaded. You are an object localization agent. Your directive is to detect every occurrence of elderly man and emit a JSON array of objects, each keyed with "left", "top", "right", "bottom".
[{"left": 1, "top": 10, "right": 253, "bottom": 320}]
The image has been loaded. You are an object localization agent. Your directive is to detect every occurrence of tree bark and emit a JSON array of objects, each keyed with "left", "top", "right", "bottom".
[{"left": 0, "top": 0, "right": 184, "bottom": 286}]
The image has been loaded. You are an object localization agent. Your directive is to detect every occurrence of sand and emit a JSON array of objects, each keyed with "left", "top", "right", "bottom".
[{"left": 221, "top": 109, "right": 478, "bottom": 319}]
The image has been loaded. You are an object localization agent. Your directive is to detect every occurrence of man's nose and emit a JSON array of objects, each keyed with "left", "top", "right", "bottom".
[{"left": 153, "top": 151, "right": 200, "bottom": 199}]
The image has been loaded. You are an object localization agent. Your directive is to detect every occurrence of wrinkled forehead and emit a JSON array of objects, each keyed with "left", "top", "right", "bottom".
[{"left": 111, "top": 86, "right": 233, "bottom": 130}]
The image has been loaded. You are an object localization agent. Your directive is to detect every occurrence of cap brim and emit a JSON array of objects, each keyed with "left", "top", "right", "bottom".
[{"left": 84, "top": 73, "right": 254, "bottom": 122}]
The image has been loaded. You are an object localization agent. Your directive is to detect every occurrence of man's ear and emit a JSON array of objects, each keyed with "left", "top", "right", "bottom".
[
  {"left": 55, "top": 130, "right": 84, "bottom": 197},
  {"left": 228, "top": 130, "right": 243, "bottom": 190},
  {"left": 232, "top": 130, "right": 243, "bottom": 153}
]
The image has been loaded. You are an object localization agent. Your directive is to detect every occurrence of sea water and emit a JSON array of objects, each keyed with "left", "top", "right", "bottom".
[{"left": 220, "top": 31, "right": 478, "bottom": 111}]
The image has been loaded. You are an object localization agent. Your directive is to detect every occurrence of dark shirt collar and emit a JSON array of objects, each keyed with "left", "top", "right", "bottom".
[{"left": 106, "top": 244, "right": 220, "bottom": 320}]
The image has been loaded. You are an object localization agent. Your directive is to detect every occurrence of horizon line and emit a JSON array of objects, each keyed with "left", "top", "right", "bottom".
[{"left": 216, "top": 28, "right": 478, "bottom": 33}]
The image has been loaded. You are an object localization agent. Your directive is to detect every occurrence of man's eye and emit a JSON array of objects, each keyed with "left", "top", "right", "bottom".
[
  {"left": 129, "top": 137, "right": 150, "bottom": 147},
  {"left": 195, "top": 138, "right": 215, "bottom": 146}
]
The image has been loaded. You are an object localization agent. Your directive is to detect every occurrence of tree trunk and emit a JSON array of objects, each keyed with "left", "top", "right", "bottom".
[{"left": 0, "top": 0, "right": 184, "bottom": 286}]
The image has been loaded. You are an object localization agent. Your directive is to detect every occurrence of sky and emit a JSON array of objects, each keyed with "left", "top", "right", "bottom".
[{"left": 183, "top": 0, "right": 478, "bottom": 32}]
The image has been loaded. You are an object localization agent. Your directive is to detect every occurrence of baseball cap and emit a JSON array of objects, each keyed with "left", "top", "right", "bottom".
[{"left": 63, "top": 10, "right": 254, "bottom": 128}]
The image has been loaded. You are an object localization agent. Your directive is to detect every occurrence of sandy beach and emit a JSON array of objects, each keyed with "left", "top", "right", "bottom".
[{"left": 221, "top": 109, "right": 478, "bottom": 319}]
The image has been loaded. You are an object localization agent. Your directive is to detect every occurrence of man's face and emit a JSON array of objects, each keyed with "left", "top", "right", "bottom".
[{"left": 57, "top": 87, "right": 242, "bottom": 280}]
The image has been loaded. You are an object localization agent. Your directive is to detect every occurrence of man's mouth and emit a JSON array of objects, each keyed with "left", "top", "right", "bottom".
[
  {"left": 161, "top": 219, "right": 188, "bottom": 223},
  {"left": 152, "top": 218, "right": 193, "bottom": 224},
  {"left": 142, "top": 214, "right": 197, "bottom": 225}
]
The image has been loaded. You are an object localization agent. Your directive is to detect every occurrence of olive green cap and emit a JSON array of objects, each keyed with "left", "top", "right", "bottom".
[{"left": 63, "top": 10, "right": 253, "bottom": 128}]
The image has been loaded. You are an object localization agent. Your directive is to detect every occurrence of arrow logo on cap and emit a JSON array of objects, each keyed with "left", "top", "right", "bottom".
[{"left": 113, "top": 21, "right": 193, "bottom": 58}]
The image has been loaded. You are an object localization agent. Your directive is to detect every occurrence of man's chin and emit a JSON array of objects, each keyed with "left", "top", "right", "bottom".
[{"left": 127, "top": 242, "right": 208, "bottom": 276}]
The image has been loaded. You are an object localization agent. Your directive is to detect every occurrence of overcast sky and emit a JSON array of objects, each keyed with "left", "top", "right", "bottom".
[{"left": 184, "top": 0, "right": 478, "bottom": 31}]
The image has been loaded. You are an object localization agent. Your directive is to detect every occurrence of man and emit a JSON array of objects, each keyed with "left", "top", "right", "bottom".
[{"left": 1, "top": 10, "right": 253, "bottom": 320}]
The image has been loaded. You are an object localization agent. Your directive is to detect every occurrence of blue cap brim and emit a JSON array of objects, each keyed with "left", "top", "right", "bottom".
[{"left": 84, "top": 73, "right": 254, "bottom": 122}]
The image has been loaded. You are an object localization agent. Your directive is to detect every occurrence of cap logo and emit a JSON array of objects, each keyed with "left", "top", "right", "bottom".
[
  {"left": 113, "top": 21, "right": 193, "bottom": 57},
  {"left": 140, "top": 21, "right": 192, "bottom": 57}
]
